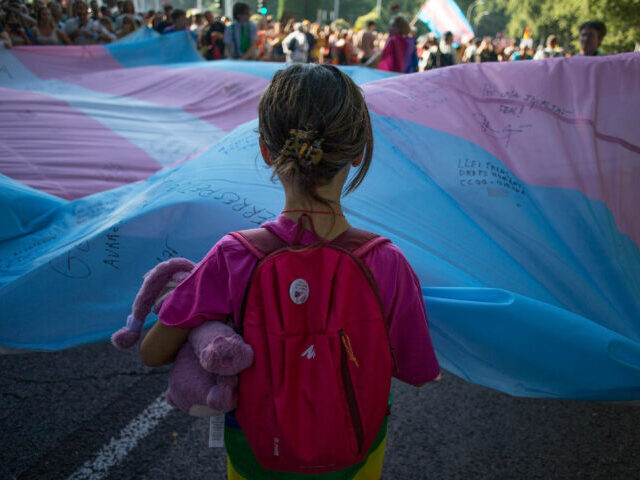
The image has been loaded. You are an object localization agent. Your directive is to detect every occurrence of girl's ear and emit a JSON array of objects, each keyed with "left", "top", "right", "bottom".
[
  {"left": 352, "top": 152, "right": 363, "bottom": 167},
  {"left": 259, "top": 136, "right": 272, "bottom": 166}
]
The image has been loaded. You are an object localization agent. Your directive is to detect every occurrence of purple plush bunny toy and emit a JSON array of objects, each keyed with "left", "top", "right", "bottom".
[{"left": 111, "top": 258, "right": 254, "bottom": 417}]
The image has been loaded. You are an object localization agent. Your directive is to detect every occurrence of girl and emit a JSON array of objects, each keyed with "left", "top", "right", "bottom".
[
  {"left": 116, "top": 14, "right": 136, "bottom": 38},
  {"left": 33, "top": 5, "right": 71, "bottom": 45},
  {"left": 141, "top": 63, "right": 440, "bottom": 479}
]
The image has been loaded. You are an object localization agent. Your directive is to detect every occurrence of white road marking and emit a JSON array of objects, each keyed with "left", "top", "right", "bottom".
[{"left": 67, "top": 394, "right": 172, "bottom": 480}]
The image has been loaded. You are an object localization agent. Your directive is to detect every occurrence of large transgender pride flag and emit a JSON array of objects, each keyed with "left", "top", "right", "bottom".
[
  {"left": 1, "top": 32, "right": 639, "bottom": 401},
  {"left": 417, "top": 0, "right": 475, "bottom": 44}
]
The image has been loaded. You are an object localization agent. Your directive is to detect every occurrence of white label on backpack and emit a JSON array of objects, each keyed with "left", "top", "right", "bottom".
[
  {"left": 289, "top": 278, "right": 309, "bottom": 304},
  {"left": 273, "top": 437, "right": 280, "bottom": 456},
  {"left": 208, "top": 415, "right": 224, "bottom": 448}
]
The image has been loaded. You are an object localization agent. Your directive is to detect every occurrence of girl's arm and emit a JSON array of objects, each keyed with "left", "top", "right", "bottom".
[
  {"left": 20, "top": 12, "right": 37, "bottom": 27},
  {"left": 140, "top": 321, "right": 190, "bottom": 366},
  {"left": 57, "top": 28, "right": 72, "bottom": 45}
]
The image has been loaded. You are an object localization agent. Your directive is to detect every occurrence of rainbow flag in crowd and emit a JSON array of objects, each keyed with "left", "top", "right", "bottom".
[
  {"left": 1, "top": 32, "right": 639, "bottom": 401},
  {"left": 417, "top": 0, "right": 475, "bottom": 43}
]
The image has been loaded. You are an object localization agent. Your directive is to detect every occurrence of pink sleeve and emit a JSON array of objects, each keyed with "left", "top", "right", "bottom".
[
  {"left": 365, "top": 244, "right": 440, "bottom": 385},
  {"left": 158, "top": 235, "right": 256, "bottom": 329}
]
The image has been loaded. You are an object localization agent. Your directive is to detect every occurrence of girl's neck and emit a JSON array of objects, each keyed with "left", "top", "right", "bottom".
[{"left": 282, "top": 200, "right": 350, "bottom": 241}]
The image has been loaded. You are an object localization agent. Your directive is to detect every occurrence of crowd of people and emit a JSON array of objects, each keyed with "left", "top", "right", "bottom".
[{"left": 0, "top": 0, "right": 614, "bottom": 72}]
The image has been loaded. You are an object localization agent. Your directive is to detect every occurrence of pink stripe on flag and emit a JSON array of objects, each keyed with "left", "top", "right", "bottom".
[
  {"left": 63, "top": 66, "right": 269, "bottom": 132},
  {"left": 0, "top": 87, "right": 161, "bottom": 200},
  {"left": 365, "top": 54, "right": 640, "bottom": 247},
  {"left": 423, "top": 0, "right": 473, "bottom": 42},
  {"left": 12, "top": 45, "right": 124, "bottom": 80}
]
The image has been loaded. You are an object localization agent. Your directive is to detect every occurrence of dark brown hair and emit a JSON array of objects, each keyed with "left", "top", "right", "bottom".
[
  {"left": 258, "top": 64, "right": 373, "bottom": 207},
  {"left": 389, "top": 15, "right": 410, "bottom": 36},
  {"left": 232, "top": 2, "right": 249, "bottom": 21},
  {"left": 579, "top": 20, "right": 606, "bottom": 39}
]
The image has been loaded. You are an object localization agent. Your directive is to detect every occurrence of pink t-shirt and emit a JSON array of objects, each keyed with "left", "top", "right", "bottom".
[{"left": 159, "top": 215, "right": 440, "bottom": 385}]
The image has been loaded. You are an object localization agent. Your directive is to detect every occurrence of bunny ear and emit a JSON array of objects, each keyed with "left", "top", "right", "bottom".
[
  {"left": 111, "top": 314, "right": 144, "bottom": 349},
  {"left": 133, "top": 258, "right": 196, "bottom": 319},
  {"left": 112, "top": 258, "right": 196, "bottom": 350}
]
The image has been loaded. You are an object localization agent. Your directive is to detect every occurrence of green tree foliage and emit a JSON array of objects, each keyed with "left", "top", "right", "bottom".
[
  {"left": 588, "top": 0, "right": 640, "bottom": 53},
  {"left": 501, "top": 0, "right": 637, "bottom": 53}
]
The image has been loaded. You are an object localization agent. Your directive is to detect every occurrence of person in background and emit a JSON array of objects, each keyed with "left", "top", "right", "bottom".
[
  {"left": 116, "top": 13, "right": 137, "bottom": 38},
  {"left": 253, "top": 16, "right": 270, "bottom": 61},
  {"left": 0, "top": 23, "right": 12, "bottom": 48},
  {"left": 224, "top": 2, "right": 257, "bottom": 60},
  {"left": 355, "top": 20, "right": 376, "bottom": 64},
  {"left": 162, "top": 8, "right": 186, "bottom": 34},
  {"left": 282, "top": 22, "right": 308, "bottom": 63},
  {"left": 200, "top": 10, "right": 226, "bottom": 60},
  {"left": 115, "top": 0, "right": 142, "bottom": 30},
  {"left": 190, "top": 12, "right": 203, "bottom": 36},
  {"left": 64, "top": 0, "right": 112, "bottom": 44},
  {"left": 48, "top": 1, "right": 66, "bottom": 29},
  {"left": 533, "top": 34, "right": 564, "bottom": 59},
  {"left": 309, "top": 23, "right": 325, "bottom": 63},
  {"left": 99, "top": 6, "right": 111, "bottom": 21},
  {"left": 578, "top": 20, "right": 606, "bottom": 56},
  {"left": 154, "top": 3, "right": 173, "bottom": 33},
  {"left": 462, "top": 37, "right": 481, "bottom": 62},
  {"left": 99, "top": 16, "right": 115, "bottom": 36},
  {"left": 330, "top": 29, "right": 353, "bottom": 65},
  {"left": 267, "top": 20, "right": 286, "bottom": 62},
  {"left": 302, "top": 19, "right": 315, "bottom": 63},
  {"left": 150, "top": 11, "right": 163, "bottom": 31},
  {"left": 404, "top": 26, "right": 418, "bottom": 73},
  {"left": 377, "top": 15, "right": 411, "bottom": 72},
  {"left": 103, "top": 0, "right": 118, "bottom": 21},
  {"left": 33, "top": 4, "right": 71, "bottom": 44},
  {"left": 4, "top": 8, "right": 34, "bottom": 45},
  {"left": 417, "top": 33, "right": 435, "bottom": 70},
  {"left": 477, "top": 37, "right": 498, "bottom": 62},
  {"left": 424, "top": 30, "right": 457, "bottom": 69},
  {"left": 89, "top": 0, "right": 100, "bottom": 20},
  {"left": 511, "top": 42, "right": 533, "bottom": 60}
]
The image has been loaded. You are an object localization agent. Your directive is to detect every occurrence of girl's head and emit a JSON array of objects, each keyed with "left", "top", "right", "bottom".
[
  {"left": 258, "top": 64, "right": 373, "bottom": 206},
  {"left": 36, "top": 5, "right": 52, "bottom": 26},
  {"left": 121, "top": 14, "right": 135, "bottom": 32},
  {"left": 49, "top": 1, "right": 62, "bottom": 19}
]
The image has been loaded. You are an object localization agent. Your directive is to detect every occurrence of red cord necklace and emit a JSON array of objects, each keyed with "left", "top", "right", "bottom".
[{"left": 282, "top": 209, "right": 345, "bottom": 217}]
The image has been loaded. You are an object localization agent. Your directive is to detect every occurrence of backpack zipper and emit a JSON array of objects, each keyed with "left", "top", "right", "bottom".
[{"left": 339, "top": 329, "right": 364, "bottom": 453}]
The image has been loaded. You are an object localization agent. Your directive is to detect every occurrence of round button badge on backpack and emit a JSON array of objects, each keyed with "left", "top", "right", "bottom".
[{"left": 289, "top": 278, "right": 309, "bottom": 304}]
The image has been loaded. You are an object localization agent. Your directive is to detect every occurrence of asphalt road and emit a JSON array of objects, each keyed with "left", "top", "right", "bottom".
[{"left": 2, "top": 340, "right": 639, "bottom": 480}]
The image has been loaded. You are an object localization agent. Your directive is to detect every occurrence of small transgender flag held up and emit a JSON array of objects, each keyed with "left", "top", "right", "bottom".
[{"left": 417, "top": 0, "right": 475, "bottom": 44}]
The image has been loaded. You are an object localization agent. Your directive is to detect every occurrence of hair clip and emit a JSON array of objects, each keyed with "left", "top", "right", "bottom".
[{"left": 283, "top": 129, "right": 324, "bottom": 166}]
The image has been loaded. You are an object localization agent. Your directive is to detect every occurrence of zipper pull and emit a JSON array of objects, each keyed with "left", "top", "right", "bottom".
[{"left": 340, "top": 330, "right": 359, "bottom": 368}]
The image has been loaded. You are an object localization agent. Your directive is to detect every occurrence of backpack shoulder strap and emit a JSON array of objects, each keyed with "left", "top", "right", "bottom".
[
  {"left": 229, "top": 228, "right": 288, "bottom": 259},
  {"left": 331, "top": 228, "right": 390, "bottom": 258}
]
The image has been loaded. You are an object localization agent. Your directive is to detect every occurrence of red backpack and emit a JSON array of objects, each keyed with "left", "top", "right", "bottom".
[{"left": 229, "top": 223, "right": 395, "bottom": 474}]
